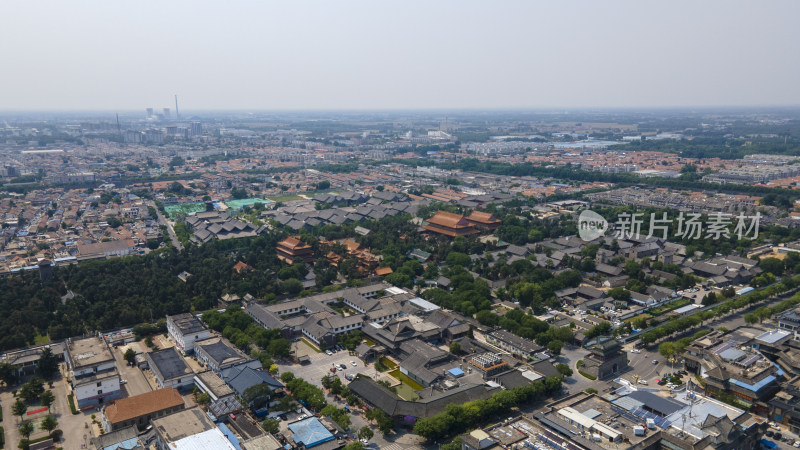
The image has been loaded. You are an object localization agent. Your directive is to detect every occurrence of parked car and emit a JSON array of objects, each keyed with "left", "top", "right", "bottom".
[
  {"left": 351, "top": 361, "right": 357, "bottom": 367},
  {"left": 638, "top": 380, "right": 648, "bottom": 385},
  {"left": 652, "top": 360, "right": 659, "bottom": 365},
  {"left": 325, "top": 350, "right": 333, "bottom": 356},
  {"left": 631, "top": 349, "right": 641, "bottom": 354},
  {"left": 775, "top": 432, "right": 783, "bottom": 440},
  {"left": 766, "top": 431, "right": 774, "bottom": 438}
]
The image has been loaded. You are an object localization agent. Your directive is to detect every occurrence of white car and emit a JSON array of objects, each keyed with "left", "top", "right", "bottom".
[
  {"left": 631, "top": 349, "right": 641, "bottom": 354},
  {"left": 351, "top": 361, "right": 357, "bottom": 367},
  {"left": 638, "top": 380, "right": 648, "bottom": 385},
  {"left": 325, "top": 350, "right": 333, "bottom": 356}
]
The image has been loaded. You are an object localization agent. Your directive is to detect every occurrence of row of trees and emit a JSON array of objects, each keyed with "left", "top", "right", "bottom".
[
  {"left": 413, "top": 375, "right": 563, "bottom": 441},
  {"left": 640, "top": 274, "right": 800, "bottom": 345}
]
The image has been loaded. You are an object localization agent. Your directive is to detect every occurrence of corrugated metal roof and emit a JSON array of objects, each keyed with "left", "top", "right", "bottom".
[
  {"left": 729, "top": 375, "right": 777, "bottom": 392},
  {"left": 169, "top": 428, "right": 236, "bottom": 450}
]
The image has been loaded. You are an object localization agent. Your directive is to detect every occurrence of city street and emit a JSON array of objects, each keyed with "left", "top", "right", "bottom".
[{"left": 149, "top": 200, "right": 183, "bottom": 250}]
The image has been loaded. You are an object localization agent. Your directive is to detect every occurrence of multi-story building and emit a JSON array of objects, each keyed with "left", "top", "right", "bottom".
[
  {"left": 276, "top": 235, "right": 314, "bottom": 264},
  {"left": 63, "top": 336, "right": 121, "bottom": 409},
  {"left": 166, "top": 313, "right": 210, "bottom": 354},
  {"left": 487, "top": 329, "right": 543, "bottom": 360},
  {"left": 193, "top": 370, "right": 242, "bottom": 419},
  {"left": 145, "top": 347, "right": 195, "bottom": 390},
  {"left": 465, "top": 210, "right": 501, "bottom": 231},
  {"left": 194, "top": 337, "right": 249, "bottom": 374},
  {"left": 777, "top": 308, "right": 800, "bottom": 342},
  {"left": 151, "top": 408, "right": 235, "bottom": 450},
  {"left": 684, "top": 331, "right": 781, "bottom": 408},
  {"left": 422, "top": 211, "right": 480, "bottom": 237}
]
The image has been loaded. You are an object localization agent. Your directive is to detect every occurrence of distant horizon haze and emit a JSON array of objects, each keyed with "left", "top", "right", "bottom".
[{"left": 1, "top": 0, "right": 799, "bottom": 111}]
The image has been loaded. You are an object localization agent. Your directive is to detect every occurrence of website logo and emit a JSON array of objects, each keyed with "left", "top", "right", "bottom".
[{"left": 578, "top": 210, "right": 608, "bottom": 241}]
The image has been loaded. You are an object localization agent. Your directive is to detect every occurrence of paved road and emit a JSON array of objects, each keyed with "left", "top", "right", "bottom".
[
  {"left": 150, "top": 200, "right": 183, "bottom": 250},
  {"left": 112, "top": 345, "right": 153, "bottom": 396}
]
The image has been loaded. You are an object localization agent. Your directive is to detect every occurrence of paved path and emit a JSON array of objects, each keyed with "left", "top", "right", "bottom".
[
  {"left": 112, "top": 344, "right": 153, "bottom": 396},
  {"left": 150, "top": 200, "right": 183, "bottom": 250}
]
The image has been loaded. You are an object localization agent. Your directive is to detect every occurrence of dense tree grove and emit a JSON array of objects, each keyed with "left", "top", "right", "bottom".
[{"left": 0, "top": 232, "right": 285, "bottom": 351}]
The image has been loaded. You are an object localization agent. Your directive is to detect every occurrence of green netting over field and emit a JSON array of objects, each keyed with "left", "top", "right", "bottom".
[
  {"left": 164, "top": 202, "right": 206, "bottom": 219},
  {"left": 225, "top": 197, "right": 274, "bottom": 210}
]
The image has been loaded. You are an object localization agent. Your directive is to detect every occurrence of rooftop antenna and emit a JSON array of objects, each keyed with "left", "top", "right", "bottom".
[{"left": 174, "top": 94, "right": 180, "bottom": 120}]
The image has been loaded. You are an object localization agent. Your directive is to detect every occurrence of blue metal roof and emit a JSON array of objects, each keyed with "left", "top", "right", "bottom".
[
  {"left": 448, "top": 368, "right": 465, "bottom": 377},
  {"left": 288, "top": 417, "right": 335, "bottom": 448},
  {"left": 729, "top": 375, "right": 776, "bottom": 392},
  {"left": 103, "top": 437, "right": 140, "bottom": 450},
  {"left": 217, "top": 423, "right": 242, "bottom": 450}
]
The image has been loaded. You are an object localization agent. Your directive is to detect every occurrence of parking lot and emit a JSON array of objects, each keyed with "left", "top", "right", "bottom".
[{"left": 277, "top": 343, "right": 370, "bottom": 389}]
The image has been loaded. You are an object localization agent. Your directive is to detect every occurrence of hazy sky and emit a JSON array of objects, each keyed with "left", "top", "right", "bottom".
[{"left": 2, "top": 1, "right": 799, "bottom": 110}]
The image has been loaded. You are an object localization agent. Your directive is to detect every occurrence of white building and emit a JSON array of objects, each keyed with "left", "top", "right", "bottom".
[
  {"left": 167, "top": 313, "right": 211, "bottom": 354},
  {"left": 63, "top": 336, "right": 121, "bottom": 409}
]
